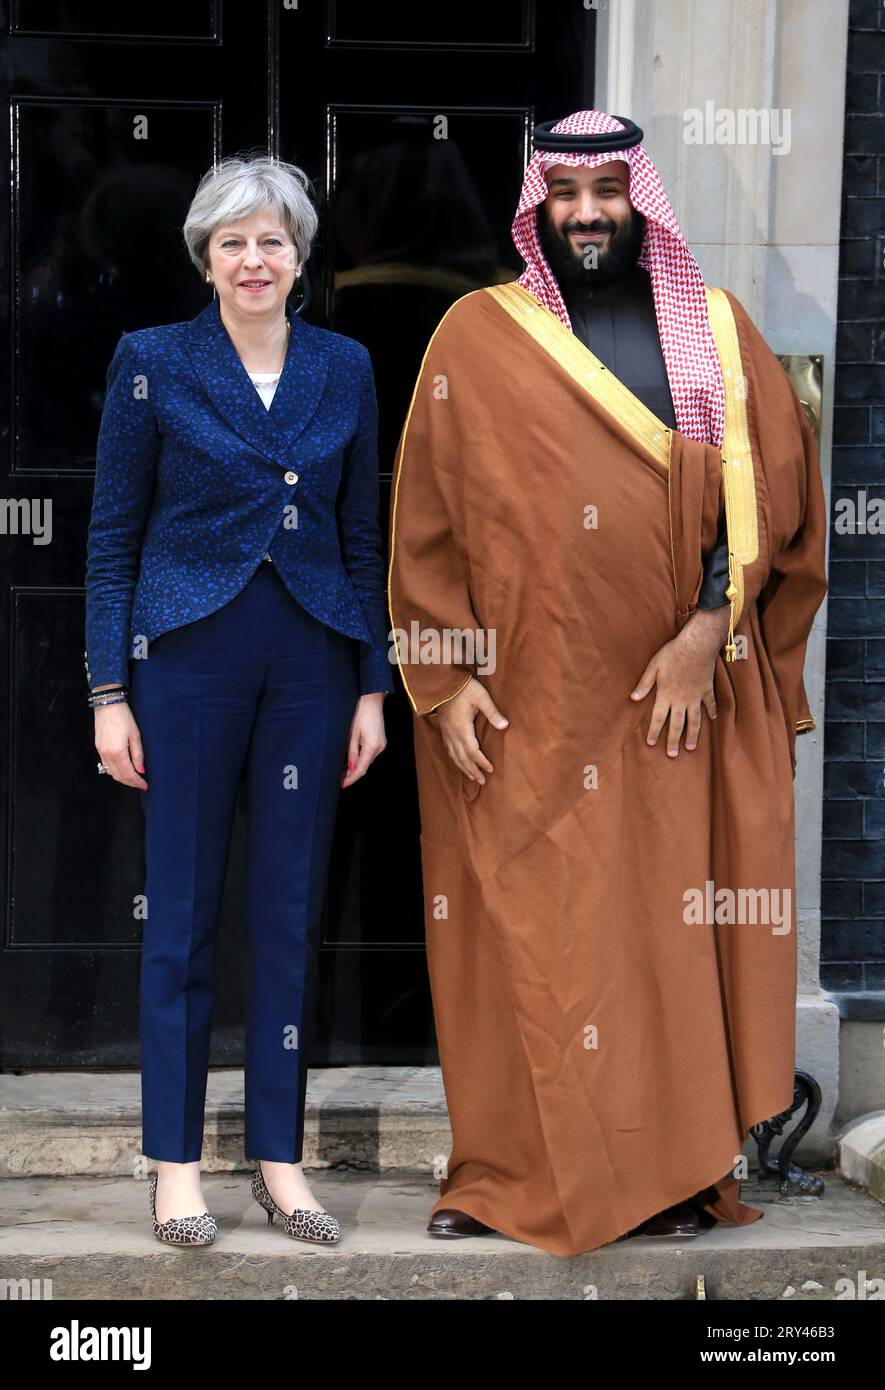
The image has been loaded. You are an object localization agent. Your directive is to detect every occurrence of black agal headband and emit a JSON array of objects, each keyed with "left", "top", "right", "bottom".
[{"left": 532, "top": 117, "right": 644, "bottom": 154}]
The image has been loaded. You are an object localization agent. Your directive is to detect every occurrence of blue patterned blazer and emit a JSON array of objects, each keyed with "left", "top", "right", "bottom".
[{"left": 85, "top": 296, "right": 395, "bottom": 694}]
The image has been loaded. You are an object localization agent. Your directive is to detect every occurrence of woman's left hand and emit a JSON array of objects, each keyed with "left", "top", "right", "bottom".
[{"left": 341, "top": 693, "right": 388, "bottom": 787}]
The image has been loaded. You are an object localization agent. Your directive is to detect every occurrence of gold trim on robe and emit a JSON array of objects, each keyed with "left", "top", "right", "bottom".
[
  {"left": 387, "top": 294, "right": 478, "bottom": 715},
  {"left": 483, "top": 282, "right": 673, "bottom": 471},
  {"left": 704, "top": 285, "right": 760, "bottom": 660}
]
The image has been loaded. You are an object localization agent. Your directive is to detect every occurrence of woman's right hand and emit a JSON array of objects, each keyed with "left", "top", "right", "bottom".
[
  {"left": 93, "top": 690, "right": 148, "bottom": 790},
  {"left": 434, "top": 676, "right": 508, "bottom": 785}
]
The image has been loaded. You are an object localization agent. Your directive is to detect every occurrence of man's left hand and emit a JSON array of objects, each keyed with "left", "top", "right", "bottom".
[{"left": 630, "top": 606, "right": 731, "bottom": 757}]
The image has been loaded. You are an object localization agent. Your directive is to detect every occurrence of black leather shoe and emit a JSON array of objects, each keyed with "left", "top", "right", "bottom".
[
  {"left": 427, "top": 1208, "right": 496, "bottom": 1237},
  {"left": 632, "top": 1201, "right": 700, "bottom": 1237}
]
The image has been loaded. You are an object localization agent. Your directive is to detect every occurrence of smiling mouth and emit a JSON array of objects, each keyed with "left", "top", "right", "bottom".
[{"left": 239, "top": 280, "right": 272, "bottom": 289}]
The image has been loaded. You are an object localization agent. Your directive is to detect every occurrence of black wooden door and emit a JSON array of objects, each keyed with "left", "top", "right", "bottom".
[{"left": 0, "top": 0, "right": 591, "bottom": 1067}]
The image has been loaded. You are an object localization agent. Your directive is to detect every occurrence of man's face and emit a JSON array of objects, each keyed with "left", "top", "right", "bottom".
[{"left": 537, "top": 159, "right": 646, "bottom": 287}]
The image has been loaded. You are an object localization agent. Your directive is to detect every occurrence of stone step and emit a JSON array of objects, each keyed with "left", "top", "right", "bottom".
[
  {"left": 0, "top": 1067, "right": 449, "bottom": 1178},
  {"left": 2, "top": 1168, "right": 884, "bottom": 1301},
  {"left": 839, "top": 1111, "right": 885, "bottom": 1204}
]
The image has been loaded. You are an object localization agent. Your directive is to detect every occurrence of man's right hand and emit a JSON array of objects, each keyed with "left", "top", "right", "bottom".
[
  {"left": 434, "top": 677, "right": 508, "bottom": 784},
  {"left": 93, "top": 687, "right": 148, "bottom": 790}
]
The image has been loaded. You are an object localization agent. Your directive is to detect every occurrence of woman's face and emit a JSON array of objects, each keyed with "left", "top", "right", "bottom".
[{"left": 205, "top": 207, "right": 299, "bottom": 320}]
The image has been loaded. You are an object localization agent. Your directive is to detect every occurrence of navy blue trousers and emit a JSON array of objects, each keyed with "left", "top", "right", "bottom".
[{"left": 128, "top": 558, "right": 359, "bottom": 1163}]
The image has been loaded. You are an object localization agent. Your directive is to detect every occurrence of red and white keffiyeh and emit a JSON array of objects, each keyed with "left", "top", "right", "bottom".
[{"left": 512, "top": 108, "right": 725, "bottom": 446}]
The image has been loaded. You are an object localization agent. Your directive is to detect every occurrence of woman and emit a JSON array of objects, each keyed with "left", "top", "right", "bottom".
[{"left": 85, "top": 153, "right": 393, "bottom": 1246}]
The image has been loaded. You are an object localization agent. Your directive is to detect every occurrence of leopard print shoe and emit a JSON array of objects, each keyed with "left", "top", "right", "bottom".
[
  {"left": 148, "top": 1172, "right": 217, "bottom": 1246},
  {"left": 251, "top": 1162, "right": 340, "bottom": 1244}
]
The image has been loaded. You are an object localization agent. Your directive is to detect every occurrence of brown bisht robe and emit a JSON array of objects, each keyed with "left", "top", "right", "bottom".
[{"left": 387, "top": 280, "right": 828, "bottom": 1257}]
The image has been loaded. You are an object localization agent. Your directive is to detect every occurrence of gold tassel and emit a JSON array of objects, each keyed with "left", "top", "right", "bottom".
[
  {"left": 720, "top": 448, "right": 739, "bottom": 663},
  {"left": 725, "top": 572, "right": 738, "bottom": 661}
]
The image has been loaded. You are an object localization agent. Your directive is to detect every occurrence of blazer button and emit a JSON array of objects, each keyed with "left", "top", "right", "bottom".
[{"left": 284, "top": 471, "right": 298, "bottom": 484}]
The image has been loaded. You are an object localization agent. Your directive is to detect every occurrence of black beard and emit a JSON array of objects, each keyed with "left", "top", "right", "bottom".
[{"left": 537, "top": 205, "right": 647, "bottom": 289}]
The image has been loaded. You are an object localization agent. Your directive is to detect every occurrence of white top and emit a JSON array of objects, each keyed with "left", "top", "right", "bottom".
[
  {"left": 251, "top": 366, "right": 284, "bottom": 562},
  {"left": 249, "top": 371, "right": 281, "bottom": 410}
]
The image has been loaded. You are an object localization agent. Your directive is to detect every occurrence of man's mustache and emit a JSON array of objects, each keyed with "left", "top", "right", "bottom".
[{"left": 563, "top": 221, "right": 617, "bottom": 236}]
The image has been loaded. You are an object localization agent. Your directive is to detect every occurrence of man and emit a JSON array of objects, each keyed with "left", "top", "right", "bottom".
[{"left": 387, "top": 110, "right": 827, "bottom": 1256}]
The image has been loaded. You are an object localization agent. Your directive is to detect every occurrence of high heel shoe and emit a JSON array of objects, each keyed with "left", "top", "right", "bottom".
[
  {"left": 251, "top": 1161, "right": 340, "bottom": 1244},
  {"left": 148, "top": 1172, "right": 217, "bottom": 1246}
]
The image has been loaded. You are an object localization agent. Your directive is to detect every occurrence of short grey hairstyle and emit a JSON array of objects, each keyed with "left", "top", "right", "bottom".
[{"left": 182, "top": 152, "right": 319, "bottom": 275}]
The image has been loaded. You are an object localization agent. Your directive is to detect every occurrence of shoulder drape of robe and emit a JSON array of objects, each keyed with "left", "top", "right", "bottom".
[{"left": 387, "top": 282, "right": 827, "bottom": 1257}]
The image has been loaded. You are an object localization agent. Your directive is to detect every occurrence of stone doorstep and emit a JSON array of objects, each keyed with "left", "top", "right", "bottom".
[
  {"left": 1, "top": 1169, "right": 885, "bottom": 1301},
  {"left": 3, "top": 1069, "right": 884, "bottom": 1228},
  {"left": 0, "top": 1067, "right": 449, "bottom": 1178}
]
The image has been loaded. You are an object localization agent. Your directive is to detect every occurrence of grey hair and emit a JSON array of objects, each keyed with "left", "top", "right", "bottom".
[{"left": 182, "top": 152, "right": 319, "bottom": 275}]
